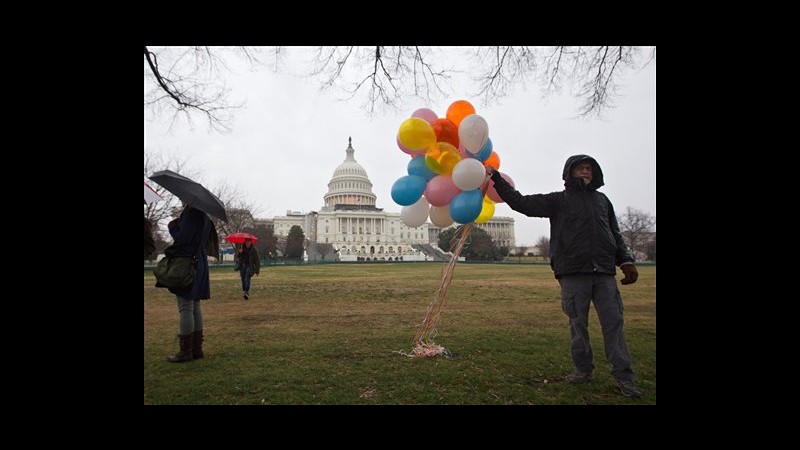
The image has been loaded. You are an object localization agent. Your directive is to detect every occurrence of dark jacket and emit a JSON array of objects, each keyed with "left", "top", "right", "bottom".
[
  {"left": 160, "top": 206, "right": 211, "bottom": 300},
  {"left": 236, "top": 244, "right": 260, "bottom": 276},
  {"left": 490, "top": 154, "right": 634, "bottom": 278}
]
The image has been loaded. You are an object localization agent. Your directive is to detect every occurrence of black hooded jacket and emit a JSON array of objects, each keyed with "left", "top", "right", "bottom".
[{"left": 490, "top": 155, "right": 634, "bottom": 278}]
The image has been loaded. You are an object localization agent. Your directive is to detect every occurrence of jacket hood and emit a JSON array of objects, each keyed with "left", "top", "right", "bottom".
[{"left": 562, "top": 154, "right": 604, "bottom": 190}]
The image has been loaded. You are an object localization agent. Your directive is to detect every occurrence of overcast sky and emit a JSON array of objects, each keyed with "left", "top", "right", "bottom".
[{"left": 145, "top": 47, "right": 655, "bottom": 247}]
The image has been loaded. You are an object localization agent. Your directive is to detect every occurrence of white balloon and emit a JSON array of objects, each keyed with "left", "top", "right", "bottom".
[
  {"left": 429, "top": 204, "right": 454, "bottom": 228},
  {"left": 458, "top": 114, "right": 489, "bottom": 154},
  {"left": 452, "top": 158, "right": 487, "bottom": 191},
  {"left": 400, "top": 196, "right": 430, "bottom": 228}
]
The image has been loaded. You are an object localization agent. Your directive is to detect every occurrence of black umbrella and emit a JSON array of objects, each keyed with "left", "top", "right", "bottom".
[{"left": 148, "top": 170, "right": 228, "bottom": 222}]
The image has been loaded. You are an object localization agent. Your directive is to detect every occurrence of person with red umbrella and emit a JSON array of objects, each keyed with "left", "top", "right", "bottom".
[{"left": 227, "top": 233, "right": 260, "bottom": 300}]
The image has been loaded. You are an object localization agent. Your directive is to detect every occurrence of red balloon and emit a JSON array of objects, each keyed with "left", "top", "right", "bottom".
[{"left": 431, "top": 118, "right": 459, "bottom": 149}]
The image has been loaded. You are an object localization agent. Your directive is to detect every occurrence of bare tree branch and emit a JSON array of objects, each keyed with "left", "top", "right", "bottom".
[
  {"left": 145, "top": 46, "right": 654, "bottom": 133},
  {"left": 618, "top": 207, "right": 656, "bottom": 260},
  {"left": 144, "top": 150, "right": 197, "bottom": 233},
  {"left": 470, "top": 46, "right": 649, "bottom": 118},
  {"left": 144, "top": 46, "right": 258, "bottom": 133},
  {"left": 210, "top": 182, "right": 262, "bottom": 239},
  {"left": 305, "top": 46, "right": 454, "bottom": 115}
]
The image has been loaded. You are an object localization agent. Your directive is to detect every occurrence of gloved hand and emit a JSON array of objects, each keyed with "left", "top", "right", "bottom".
[{"left": 620, "top": 264, "right": 638, "bottom": 285}]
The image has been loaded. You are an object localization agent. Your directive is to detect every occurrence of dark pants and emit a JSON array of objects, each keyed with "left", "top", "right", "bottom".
[
  {"left": 239, "top": 265, "right": 252, "bottom": 292},
  {"left": 558, "top": 274, "right": 634, "bottom": 382}
]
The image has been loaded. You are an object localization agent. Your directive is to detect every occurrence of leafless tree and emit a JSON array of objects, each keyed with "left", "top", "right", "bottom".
[
  {"left": 145, "top": 153, "right": 263, "bottom": 246},
  {"left": 472, "top": 46, "right": 655, "bottom": 117},
  {"left": 210, "top": 182, "right": 262, "bottom": 240},
  {"left": 617, "top": 207, "right": 656, "bottom": 260},
  {"left": 514, "top": 245, "right": 528, "bottom": 257},
  {"left": 145, "top": 46, "right": 654, "bottom": 132},
  {"left": 535, "top": 236, "right": 551, "bottom": 258},
  {"left": 144, "top": 46, "right": 275, "bottom": 133},
  {"left": 144, "top": 150, "right": 197, "bottom": 231},
  {"left": 306, "top": 46, "right": 454, "bottom": 115}
]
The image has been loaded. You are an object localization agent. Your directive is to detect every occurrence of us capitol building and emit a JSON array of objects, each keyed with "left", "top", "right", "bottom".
[{"left": 267, "top": 138, "right": 515, "bottom": 262}]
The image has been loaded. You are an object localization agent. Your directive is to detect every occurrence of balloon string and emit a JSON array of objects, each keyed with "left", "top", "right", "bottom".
[{"left": 410, "top": 174, "right": 492, "bottom": 351}]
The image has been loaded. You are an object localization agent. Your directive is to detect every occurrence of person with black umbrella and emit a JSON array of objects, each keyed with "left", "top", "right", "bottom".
[
  {"left": 156, "top": 204, "right": 218, "bottom": 362},
  {"left": 150, "top": 170, "right": 226, "bottom": 363}
]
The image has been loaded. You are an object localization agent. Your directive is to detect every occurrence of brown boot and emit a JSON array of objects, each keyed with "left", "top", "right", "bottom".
[
  {"left": 167, "top": 334, "right": 193, "bottom": 363},
  {"left": 192, "top": 330, "right": 204, "bottom": 359}
]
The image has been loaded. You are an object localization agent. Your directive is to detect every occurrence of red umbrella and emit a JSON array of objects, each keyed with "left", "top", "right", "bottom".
[{"left": 224, "top": 232, "right": 259, "bottom": 244}]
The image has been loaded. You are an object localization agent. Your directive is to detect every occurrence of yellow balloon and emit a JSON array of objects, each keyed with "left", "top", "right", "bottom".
[
  {"left": 398, "top": 117, "right": 436, "bottom": 151},
  {"left": 425, "top": 142, "right": 462, "bottom": 175},
  {"left": 474, "top": 198, "right": 495, "bottom": 223}
]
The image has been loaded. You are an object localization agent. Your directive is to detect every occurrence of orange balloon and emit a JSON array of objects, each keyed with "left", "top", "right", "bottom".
[
  {"left": 431, "top": 118, "right": 459, "bottom": 148},
  {"left": 483, "top": 151, "right": 501, "bottom": 171},
  {"left": 446, "top": 100, "right": 476, "bottom": 127}
]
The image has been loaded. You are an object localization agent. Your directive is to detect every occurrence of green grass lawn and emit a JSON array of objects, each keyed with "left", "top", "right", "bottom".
[{"left": 144, "top": 263, "right": 656, "bottom": 405}]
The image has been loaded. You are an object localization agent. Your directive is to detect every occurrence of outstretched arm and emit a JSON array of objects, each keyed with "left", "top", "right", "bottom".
[{"left": 487, "top": 167, "right": 556, "bottom": 218}]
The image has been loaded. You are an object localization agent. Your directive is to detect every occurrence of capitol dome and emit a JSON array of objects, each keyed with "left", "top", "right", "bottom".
[{"left": 323, "top": 137, "right": 377, "bottom": 208}]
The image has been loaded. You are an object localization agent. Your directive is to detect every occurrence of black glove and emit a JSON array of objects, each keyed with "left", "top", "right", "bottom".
[{"left": 620, "top": 264, "right": 638, "bottom": 285}]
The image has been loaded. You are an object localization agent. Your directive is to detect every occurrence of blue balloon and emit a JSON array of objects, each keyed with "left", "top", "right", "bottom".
[
  {"left": 407, "top": 155, "right": 436, "bottom": 180},
  {"left": 391, "top": 175, "right": 427, "bottom": 206},
  {"left": 449, "top": 189, "right": 483, "bottom": 224},
  {"left": 476, "top": 138, "right": 493, "bottom": 162}
]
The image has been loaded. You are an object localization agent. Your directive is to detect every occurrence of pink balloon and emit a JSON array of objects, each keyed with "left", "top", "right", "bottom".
[
  {"left": 487, "top": 172, "right": 515, "bottom": 203},
  {"left": 397, "top": 134, "right": 425, "bottom": 157},
  {"left": 458, "top": 143, "right": 475, "bottom": 160},
  {"left": 411, "top": 108, "right": 439, "bottom": 125},
  {"left": 424, "top": 174, "right": 462, "bottom": 207}
]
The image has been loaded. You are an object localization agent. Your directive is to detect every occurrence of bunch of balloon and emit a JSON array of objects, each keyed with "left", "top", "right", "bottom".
[{"left": 390, "top": 100, "right": 516, "bottom": 230}]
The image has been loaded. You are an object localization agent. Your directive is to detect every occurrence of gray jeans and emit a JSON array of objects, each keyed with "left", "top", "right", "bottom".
[
  {"left": 176, "top": 295, "right": 203, "bottom": 336},
  {"left": 558, "top": 274, "right": 634, "bottom": 382}
]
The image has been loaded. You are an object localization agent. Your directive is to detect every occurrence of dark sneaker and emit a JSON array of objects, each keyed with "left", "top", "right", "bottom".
[
  {"left": 615, "top": 380, "right": 642, "bottom": 397},
  {"left": 243, "top": 292, "right": 249, "bottom": 300},
  {"left": 565, "top": 371, "right": 593, "bottom": 384}
]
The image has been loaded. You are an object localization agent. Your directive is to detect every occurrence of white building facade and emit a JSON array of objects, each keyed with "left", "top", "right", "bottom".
[{"left": 271, "top": 138, "right": 515, "bottom": 261}]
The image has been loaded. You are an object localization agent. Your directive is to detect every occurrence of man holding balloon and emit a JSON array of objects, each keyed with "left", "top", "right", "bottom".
[{"left": 486, "top": 156, "right": 642, "bottom": 398}]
